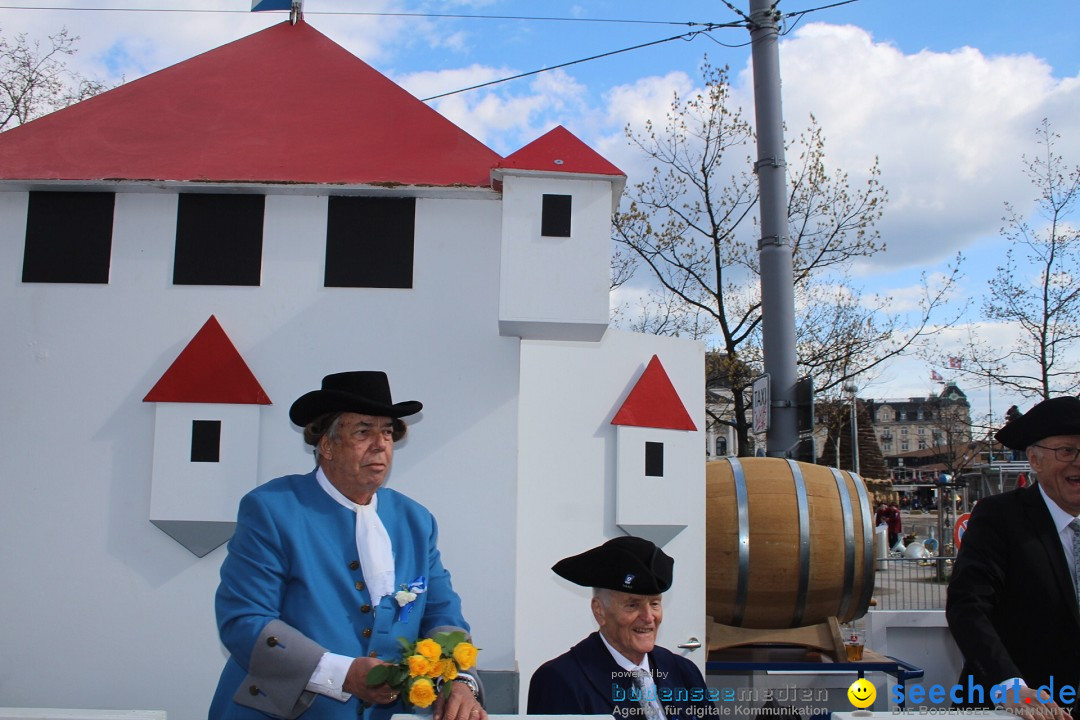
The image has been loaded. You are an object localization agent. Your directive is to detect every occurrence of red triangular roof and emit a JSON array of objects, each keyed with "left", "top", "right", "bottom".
[
  {"left": 144, "top": 316, "right": 270, "bottom": 405},
  {"left": 498, "top": 125, "right": 624, "bottom": 177},
  {"left": 611, "top": 355, "right": 697, "bottom": 431},
  {"left": 0, "top": 20, "right": 501, "bottom": 186}
]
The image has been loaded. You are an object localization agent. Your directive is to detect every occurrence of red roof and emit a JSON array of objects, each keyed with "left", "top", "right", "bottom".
[
  {"left": 144, "top": 316, "right": 271, "bottom": 405},
  {"left": 498, "top": 125, "right": 624, "bottom": 177},
  {"left": 0, "top": 20, "right": 501, "bottom": 186},
  {"left": 611, "top": 355, "right": 697, "bottom": 431}
]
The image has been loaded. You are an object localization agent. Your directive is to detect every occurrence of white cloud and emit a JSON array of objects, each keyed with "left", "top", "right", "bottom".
[
  {"left": 753, "top": 23, "right": 1080, "bottom": 271},
  {"left": 0, "top": 0, "right": 428, "bottom": 87},
  {"left": 399, "top": 66, "right": 590, "bottom": 153}
]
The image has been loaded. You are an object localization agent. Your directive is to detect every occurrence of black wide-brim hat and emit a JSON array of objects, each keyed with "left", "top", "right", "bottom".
[
  {"left": 552, "top": 536, "right": 674, "bottom": 595},
  {"left": 289, "top": 371, "right": 423, "bottom": 427},
  {"left": 995, "top": 396, "right": 1080, "bottom": 450}
]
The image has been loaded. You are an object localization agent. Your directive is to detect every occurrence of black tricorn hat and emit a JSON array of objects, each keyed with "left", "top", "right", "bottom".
[
  {"left": 994, "top": 396, "right": 1080, "bottom": 451},
  {"left": 289, "top": 371, "right": 423, "bottom": 427},
  {"left": 552, "top": 536, "right": 673, "bottom": 595}
]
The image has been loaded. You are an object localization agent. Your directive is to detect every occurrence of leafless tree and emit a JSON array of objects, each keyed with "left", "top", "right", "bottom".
[
  {"left": 612, "top": 60, "right": 961, "bottom": 455},
  {"left": 1, "top": 26, "right": 107, "bottom": 132},
  {"left": 950, "top": 119, "right": 1080, "bottom": 401}
]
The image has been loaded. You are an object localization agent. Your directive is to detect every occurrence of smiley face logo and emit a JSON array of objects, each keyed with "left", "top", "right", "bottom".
[{"left": 847, "top": 678, "right": 876, "bottom": 709}]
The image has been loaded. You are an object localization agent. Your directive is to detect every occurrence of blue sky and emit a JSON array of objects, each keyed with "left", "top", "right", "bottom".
[{"left": 2, "top": 0, "right": 1078, "bottom": 425}]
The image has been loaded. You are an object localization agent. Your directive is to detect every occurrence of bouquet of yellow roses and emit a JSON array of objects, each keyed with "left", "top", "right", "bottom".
[{"left": 366, "top": 630, "right": 479, "bottom": 709}]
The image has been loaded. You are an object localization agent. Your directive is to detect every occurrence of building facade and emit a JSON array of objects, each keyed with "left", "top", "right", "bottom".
[{"left": 866, "top": 383, "right": 974, "bottom": 481}]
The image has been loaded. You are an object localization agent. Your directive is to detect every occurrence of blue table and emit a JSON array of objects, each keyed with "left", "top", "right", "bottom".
[{"left": 705, "top": 646, "right": 924, "bottom": 710}]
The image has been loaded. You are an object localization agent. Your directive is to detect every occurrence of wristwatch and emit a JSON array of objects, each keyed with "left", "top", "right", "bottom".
[{"left": 451, "top": 674, "right": 480, "bottom": 700}]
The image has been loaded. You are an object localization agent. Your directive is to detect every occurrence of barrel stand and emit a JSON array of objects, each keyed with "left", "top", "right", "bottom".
[{"left": 707, "top": 615, "right": 847, "bottom": 661}]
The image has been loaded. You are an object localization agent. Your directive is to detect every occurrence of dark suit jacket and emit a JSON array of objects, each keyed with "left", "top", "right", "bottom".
[
  {"left": 527, "top": 632, "right": 718, "bottom": 718},
  {"left": 946, "top": 484, "right": 1080, "bottom": 715}
]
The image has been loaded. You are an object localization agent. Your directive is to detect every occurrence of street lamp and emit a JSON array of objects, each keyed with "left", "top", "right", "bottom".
[{"left": 844, "top": 383, "right": 860, "bottom": 475}]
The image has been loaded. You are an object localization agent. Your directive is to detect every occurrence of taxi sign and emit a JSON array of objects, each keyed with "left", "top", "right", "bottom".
[{"left": 752, "top": 374, "right": 770, "bottom": 434}]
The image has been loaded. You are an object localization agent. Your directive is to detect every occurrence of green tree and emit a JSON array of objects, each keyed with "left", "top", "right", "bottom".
[{"left": 612, "top": 61, "right": 960, "bottom": 456}]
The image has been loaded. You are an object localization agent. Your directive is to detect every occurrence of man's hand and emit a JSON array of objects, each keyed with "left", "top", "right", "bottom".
[
  {"left": 434, "top": 679, "right": 486, "bottom": 720},
  {"left": 998, "top": 685, "right": 1071, "bottom": 720},
  {"left": 343, "top": 657, "right": 400, "bottom": 706}
]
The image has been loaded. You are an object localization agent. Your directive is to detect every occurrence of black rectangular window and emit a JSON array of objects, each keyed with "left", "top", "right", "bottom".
[
  {"left": 541, "top": 194, "right": 572, "bottom": 237},
  {"left": 22, "top": 191, "right": 115, "bottom": 283},
  {"left": 645, "top": 441, "right": 664, "bottom": 477},
  {"left": 191, "top": 420, "right": 221, "bottom": 463},
  {"left": 325, "top": 196, "right": 415, "bottom": 288},
  {"left": 174, "top": 194, "right": 264, "bottom": 286}
]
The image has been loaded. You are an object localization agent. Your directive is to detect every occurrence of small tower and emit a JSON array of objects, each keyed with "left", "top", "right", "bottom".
[
  {"left": 611, "top": 355, "right": 698, "bottom": 546},
  {"left": 143, "top": 316, "right": 270, "bottom": 556},
  {"left": 494, "top": 126, "right": 626, "bottom": 341}
]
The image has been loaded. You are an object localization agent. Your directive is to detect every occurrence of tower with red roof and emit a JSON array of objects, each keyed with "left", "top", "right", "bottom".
[
  {"left": 494, "top": 125, "right": 626, "bottom": 341},
  {"left": 611, "top": 355, "right": 699, "bottom": 545},
  {"left": 143, "top": 315, "right": 270, "bottom": 557}
]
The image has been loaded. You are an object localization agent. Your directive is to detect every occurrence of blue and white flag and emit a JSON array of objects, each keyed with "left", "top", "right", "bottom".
[{"left": 251, "top": 0, "right": 292, "bottom": 11}]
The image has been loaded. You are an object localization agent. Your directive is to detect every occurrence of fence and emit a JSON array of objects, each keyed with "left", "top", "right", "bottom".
[{"left": 870, "top": 555, "right": 954, "bottom": 611}]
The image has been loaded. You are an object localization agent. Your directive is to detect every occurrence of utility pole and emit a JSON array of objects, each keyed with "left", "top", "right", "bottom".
[{"left": 749, "top": 0, "right": 799, "bottom": 457}]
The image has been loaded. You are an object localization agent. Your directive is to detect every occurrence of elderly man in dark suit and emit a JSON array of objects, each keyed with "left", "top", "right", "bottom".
[
  {"left": 527, "top": 536, "right": 718, "bottom": 719},
  {"left": 947, "top": 396, "right": 1080, "bottom": 720}
]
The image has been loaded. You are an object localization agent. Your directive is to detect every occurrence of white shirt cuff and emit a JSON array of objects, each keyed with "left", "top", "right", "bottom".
[{"left": 306, "top": 652, "right": 354, "bottom": 702}]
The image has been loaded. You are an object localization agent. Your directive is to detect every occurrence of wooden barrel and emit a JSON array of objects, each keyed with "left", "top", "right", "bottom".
[{"left": 706, "top": 457, "right": 874, "bottom": 628}]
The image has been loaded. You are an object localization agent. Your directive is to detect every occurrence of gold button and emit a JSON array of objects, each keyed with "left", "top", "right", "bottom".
[
  {"left": 266, "top": 636, "right": 278, "bottom": 647},
  {"left": 362, "top": 628, "right": 372, "bottom": 638},
  {"left": 349, "top": 561, "right": 360, "bottom": 570},
  {"left": 248, "top": 685, "right": 260, "bottom": 696},
  {"left": 355, "top": 581, "right": 366, "bottom": 591},
  {"left": 369, "top": 651, "right": 378, "bottom": 658},
  {"left": 360, "top": 604, "right": 372, "bottom": 613}
]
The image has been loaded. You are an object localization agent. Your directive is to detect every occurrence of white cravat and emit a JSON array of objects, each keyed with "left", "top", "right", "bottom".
[{"left": 316, "top": 468, "right": 396, "bottom": 603}]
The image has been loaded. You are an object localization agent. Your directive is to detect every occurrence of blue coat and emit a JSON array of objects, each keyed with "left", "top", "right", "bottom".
[
  {"left": 527, "top": 632, "right": 719, "bottom": 718},
  {"left": 209, "top": 471, "right": 469, "bottom": 720}
]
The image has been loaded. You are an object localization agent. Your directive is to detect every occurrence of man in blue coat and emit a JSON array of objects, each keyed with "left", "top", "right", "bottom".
[
  {"left": 527, "top": 537, "right": 719, "bottom": 718},
  {"left": 210, "top": 371, "right": 485, "bottom": 720}
]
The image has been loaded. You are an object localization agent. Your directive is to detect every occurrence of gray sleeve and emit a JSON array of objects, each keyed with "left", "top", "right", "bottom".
[{"left": 232, "top": 618, "right": 328, "bottom": 719}]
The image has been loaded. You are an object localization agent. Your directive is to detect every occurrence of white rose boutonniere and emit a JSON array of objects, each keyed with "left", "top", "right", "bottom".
[{"left": 395, "top": 576, "right": 427, "bottom": 622}]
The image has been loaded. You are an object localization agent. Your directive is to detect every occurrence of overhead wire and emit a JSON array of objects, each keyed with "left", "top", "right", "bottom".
[
  {"left": 0, "top": 4, "right": 247, "bottom": 12},
  {"left": 0, "top": 4, "right": 723, "bottom": 26},
  {"left": 422, "top": 23, "right": 739, "bottom": 102},
  {"left": 0, "top": 1, "right": 863, "bottom": 98}
]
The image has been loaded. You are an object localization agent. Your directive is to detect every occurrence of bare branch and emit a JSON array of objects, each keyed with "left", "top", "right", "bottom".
[
  {"left": 949, "top": 120, "right": 1080, "bottom": 402},
  {"left": 0, "top": 26, "right": 108, "bottom": 132},
  {"left": 611, "top": 58, "right": 956, "bottom": 455}
]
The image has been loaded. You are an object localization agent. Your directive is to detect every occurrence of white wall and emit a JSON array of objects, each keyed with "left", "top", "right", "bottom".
[
  {"left": 866, "top": 609, "right": 964, "bottom": 707},
  {"left": 0, "top": 188, "right": 519, "bottom": 716},
  {"left": 515, "top": 330, "right": 706, "bottom": 710},
  {"left": 149, "top": 402, "right": 261, "bottom": 524}
]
